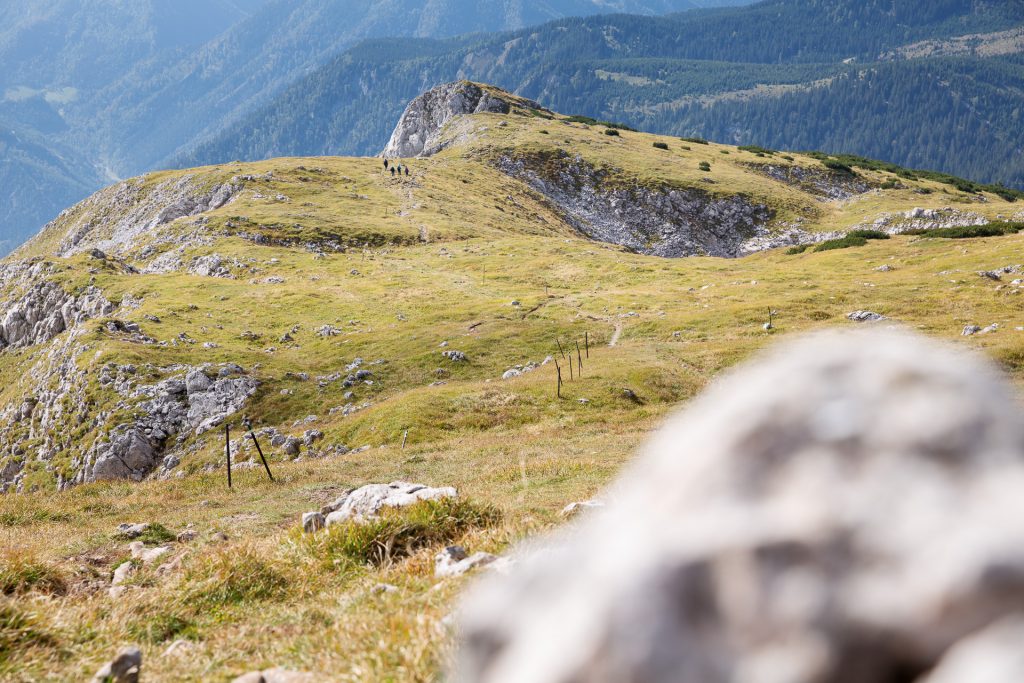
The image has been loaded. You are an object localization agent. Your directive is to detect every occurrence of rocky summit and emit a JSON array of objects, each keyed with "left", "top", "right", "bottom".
[{"left": 4, "top": 81, "right": 1024, "bottom": 681}]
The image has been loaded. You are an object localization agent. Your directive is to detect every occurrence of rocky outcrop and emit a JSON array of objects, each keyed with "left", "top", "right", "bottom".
[
  {"left": 307, "top": 481, "right": 456, "bottom": 528},
  {"left": 82, "top": 366, "right": 258, "bottom": 483},
  {"left": 34, "top": 175, "right": 240, "bottom": 258},
  {"left": 382, "top": 81, "right": 545, "bottom": 159},
  {"left": 456, "top": 329, "right": 1024, "bottom": 683},
  {"left": 498, "top": 151, "right": 774, "bottom": 257},
  {"left": 0, "top": 261, "right": 115, "bottom": 350},
  {"left": 749, "top": 162, "right": 874, "bottom": 200},
  {"left": 861, "top": 207, "right": 989, "bottom": 234}
]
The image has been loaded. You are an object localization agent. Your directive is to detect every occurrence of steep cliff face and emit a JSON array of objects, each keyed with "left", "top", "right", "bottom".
[
  {"left": 497, "top": 151, "right": 774, "bottom": 257},
  {"left": 381, "top": 81, "right": 547, "bottom": 158}
]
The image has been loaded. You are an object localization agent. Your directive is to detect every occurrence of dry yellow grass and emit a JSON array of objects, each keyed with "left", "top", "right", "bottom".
[{"left": 3, "top": 106, "right": 1024, "bottom": 680}]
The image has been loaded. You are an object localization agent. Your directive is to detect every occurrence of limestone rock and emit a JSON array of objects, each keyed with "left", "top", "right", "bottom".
[
  {"left": 92, "top": 647, "right": 141, "bottom": 683},
  {"left": 455, "top": 329, "right": 1024, "bottom": 683},
  {"left": 128, "top": 541, "right": 171, "bottom": 564},
  {"left": 436, "top": 546, "right": 497, "bottom": 578},
  {"left": 324, "top": 481, "right": 457, "bottom": 526},
  {"left": 231, "top": 669, "right": 318, "bottom": 683},
  {"left": 111, "top": 561, "right": 135, "bottom": 586},
  {"left": 560, "top": 500, "right": 605, "bottom": 518},
  {"left": 302, "top": 512, "right": 325, "bottom": 533},
  {"left": 116, "top": 523, "right": 150, "bottom": 539},
  {"left": 382, "top": 81, "right": 544, "bottom": 159},
  {"left": 847, "top": 310, "right": 886, "bottom": 322},
  {"left": 497, "top": 151, "right": 773, "bottom": 259},
  {"left": 921, "top": 618, "right": 1024, "bottom": 683}
]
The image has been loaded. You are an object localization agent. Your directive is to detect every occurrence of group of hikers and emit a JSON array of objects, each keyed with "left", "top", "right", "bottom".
[{"left": 383, "top": 159, "right": 410, "bottom": 177}]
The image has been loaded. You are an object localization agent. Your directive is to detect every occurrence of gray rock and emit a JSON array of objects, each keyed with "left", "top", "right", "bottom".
[
  {"left": 963, "top": 325, "right": 983, "bottom": 336},
  {"left": 128, "top": 541, "right": 170, "bottom": 564},
  {"left": 442, "top": 350, "right": 468, "bottom": 363},
  {"left": 382, "top": 81, "right": 544, "bottom": 159},
  {"left": 560, "top": 500, "right": 605, "bottom": 518},
  {"left": 436, "top": 546, "right": 497, "bottom": 578},
  {"left": 111, "top": 562, "right": 136, "bottom": 586},
  {"left": 456, "top": 329, "right": 1024, "bottom": 683},
  {"left": 185, "top": 369, "right": 212, "bottom": 394},
  {"left": 921, "top": 618, "right": 1024, "bottom": 683},
  {"left": 324, "top": 481, "right": 458, "bottom": 526},
  {"left": 497, "top": 151, "right": 773, "bottom": 259},
  {"left": 116, "top": 523, "right": 150, "bottom": 539},
  {"left": 92, "top": 647, "right": 142, "bottom": 683},
  {"left": 231, "top": 669, "right": 318, "bottom": 683},
  {"left": 302, "top": 512, "right": 325, "bottom": 533},
  {"left": 847, "top": 310, "right": 887, "bottom": 322}
]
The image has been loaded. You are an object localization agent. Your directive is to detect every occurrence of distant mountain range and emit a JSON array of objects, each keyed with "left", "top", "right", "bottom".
[
  {"left": 0, "top": 0, "right": 750, "bottom": 256},
  {"left": 180, "top": 0, "right": 1024, "bottom": 197}
]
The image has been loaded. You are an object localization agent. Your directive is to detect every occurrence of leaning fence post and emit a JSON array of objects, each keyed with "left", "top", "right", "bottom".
[
  {"left": 576, "top": 341, "right": 583, "bottom": 377},
  {"left": 556, "top": 338, "right": 566, "bottom": 359},
  {"left": 225, "top": 423, "right": 232, "bottom": 489},
  {"left": 402, "top": 430, "right": 409, "bottom": 449},
  {"left": 555, "top": 361, "right": 563, "bottom": 398}
]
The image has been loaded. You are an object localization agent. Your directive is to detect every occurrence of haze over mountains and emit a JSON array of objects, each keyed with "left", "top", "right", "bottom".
[
  {"left": 3, "top": 0, "right": 1022, "bottom": 257},
  {"left": 184, "top": 0, "right": 1024, "bottom": 190},
  {"left": 0, "top": 0, "right": 748, "bottom": 257}
]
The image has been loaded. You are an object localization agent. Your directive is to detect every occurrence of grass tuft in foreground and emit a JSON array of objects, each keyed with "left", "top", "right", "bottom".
[
  {"left": 304, "top": 498, "right": 501, "bottom": 568},
  {"left": 0, "top": 553, "right": 67, "bottom": 596}
]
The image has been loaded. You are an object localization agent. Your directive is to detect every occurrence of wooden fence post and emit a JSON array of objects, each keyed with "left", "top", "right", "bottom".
[{"left": 225, "top": 423, "right": 232, "bottom": 489}]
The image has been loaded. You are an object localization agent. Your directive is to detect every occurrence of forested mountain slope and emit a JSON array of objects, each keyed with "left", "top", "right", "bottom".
[
  {"left": 0, "top": 0, "right": 745, "bottom": 257},
  {"left": 181, "top": 0, "right": 1024, "bottom": 189}
]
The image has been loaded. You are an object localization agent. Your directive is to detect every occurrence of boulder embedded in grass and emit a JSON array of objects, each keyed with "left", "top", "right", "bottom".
[
  {"left": 323, "top": 481, "right": 458, "bottom": 526},
  {"left": 91, "top": 646, "right": 141, "bottom": 683}
]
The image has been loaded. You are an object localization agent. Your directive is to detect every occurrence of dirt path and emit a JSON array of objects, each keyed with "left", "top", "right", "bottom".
[{"left": 609, "top": 323, "right": 623, "bottom": 347}]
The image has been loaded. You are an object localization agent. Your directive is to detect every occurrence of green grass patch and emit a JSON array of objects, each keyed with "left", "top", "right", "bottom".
[
  {"left": 182, "top": 546, "right": 291, "bottom": 610},
  {"left": 786, "top": 244, "right": 810, "bottom": 255},
  {"left": 739, "top": 145, "right": 775, "bottom": 155},
  {"left": 305, "top": 498, "right": 501, "bottom": 568},
  {"left": 132, "top": 523, "right": 178, "bottom": 545}
]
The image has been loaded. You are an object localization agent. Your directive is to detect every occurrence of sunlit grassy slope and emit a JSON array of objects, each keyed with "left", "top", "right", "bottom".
[{"left": 3, "top": 101, "right": 1024, "bottom": 681}]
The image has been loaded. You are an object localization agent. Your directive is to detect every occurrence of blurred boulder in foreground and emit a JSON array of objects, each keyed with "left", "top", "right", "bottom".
[{"left": 456, "top": 329, "right": 1024, "bottom": 683}]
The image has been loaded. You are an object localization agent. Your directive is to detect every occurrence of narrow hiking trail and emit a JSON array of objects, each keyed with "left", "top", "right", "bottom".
[{"left": 609, "top": 323, "right": 623, "bottom": 347}]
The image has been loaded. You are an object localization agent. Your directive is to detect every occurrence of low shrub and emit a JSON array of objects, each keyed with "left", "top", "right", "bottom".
[
  {"left": 698, "top": 162, "right": 712, "bottom": 172},
  {"left": 565, "top": 115, "right": 636, "bottom": 131},
  {"left": 903, "top": 222, "right": 1024, "bottom": 239},
  {"left": 823, "top": 159, "right": 855, "bottom": 174},
  {"left": 307, "top": 498, "right": 501, "bottom": 568},
  {"left": 681, "top": 137, "right": 709, "bottom": 145},
  {"left": 847, "top": 229, "right": 890, "bottom": 240},
  {"left": 133, "top": 523, "right": 177, "bottom": 545},
  {"left": 604, "top": 129, "right": 620, "bottom": 137},
  {"left": 815, "top": 236, "right": 868, "bottom": 252},
  {"left": 786, "top": 244, "right": 810, "bottom": 255},
  {"left": 739, "top": 145, "right": 775, "bottom": 155},
  {"left": 652, "top": 142, "right": 668, "bottom": 150}
]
